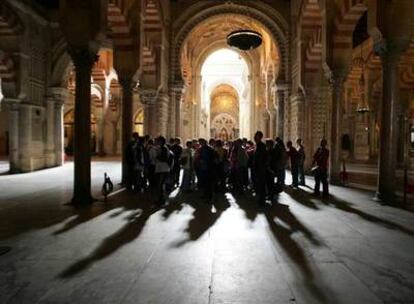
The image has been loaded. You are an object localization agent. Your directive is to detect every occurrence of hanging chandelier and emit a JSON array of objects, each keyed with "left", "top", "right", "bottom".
[
  {"left": 227, "top": 30, "right": 262, "bottom": 51},
  {"left": 356, "top": 44, "right": 370, "bottom": 114}
]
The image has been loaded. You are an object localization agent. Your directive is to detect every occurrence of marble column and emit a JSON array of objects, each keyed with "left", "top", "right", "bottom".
[
  {"left": 18, "top": 104, "right": 32, "bottom": 172},
  {"left": 156, "top": 92, "right": 169, "bottom": 136},
  {"left": 3, "top": 99, "right": 20, "bottom": 173},
  {"left": 329, "top": 73, "right": 346, "bottom": 185},
  {"left": 171, "top": 84, "right": 184, "bottom": 138},
  {"left": 375, "top": 41, "right": 407, "bottom": 202},
  {"left": 139, "top": 89, "right": 158, "bottom": 137},
  {"left": 68, "top": 46, "right": 98, "bottom": 205},
  {"left": 48, "top": 87, "right": 67, "bottom": 167},
  {"left": 54, "top": 99, "right": 64, "bottom": 166},
  {"left": 119, "top": 75, "right": 134, "bottom": 185},
  {"left": 45, "top": 98, "right": 56, "bottom": 167}
]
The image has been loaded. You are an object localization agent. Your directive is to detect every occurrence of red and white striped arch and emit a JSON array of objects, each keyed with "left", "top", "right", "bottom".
[
  {"left": 142, "top": 0, "right": 162, "bottom": 77},
  {"left": 300, "top": 0, "right": 322, "bottom": 31},
  {"left": 144, "top": 0, "right": 162, "bottom": 33},
  {"left": 0, "top": 2, "right": 23, "bottom": 37},
  {"left": 107, "top": 0, "right": 134, "bottom": 52},
  {"left": 300, "top": 0, "right": 323, "bottom": 73},
  {"left": 142, "top": 42, "right": 157, "bottom": 76},
  {"left": 333, "top": 0, "right": 367, "bottom": 50},
  {"left": 305, "top": 28, "right": 323, "bottom": 72}
]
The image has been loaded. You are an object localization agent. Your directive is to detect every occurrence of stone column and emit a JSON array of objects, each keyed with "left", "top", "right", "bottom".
[
  {"left": 119, "top": 75, "right": 134, "bottom": 185},
  {"left": 18, "top": 104, "right": 32, "bottom": 172},
  {"left": 329, "top": 73, "right": 346, "bottom": 185},
  {"left": 45, "top": 98, "right": 56, "bottom": 167},
  {"left": 276, "top": 88, "right": 285, "bottom": 139},
  {"left": 170, "top": 84, "right": 184, "bottom": 138},
  {"left": 48, "top": 87, "right": 67, "bottom": 167},
  {"left": 156, "top": 92, "right": 169, "bottom": 136},
  {"left": 139, "top": 89, "right": 158, "bottom": 137},
  {"left": 3, "top": 99, "right": 20, "bottom": 173},
  {"left": 54, "top": 99, "right": 64, "bottom": 166},
  {"left": 375, "top": 41, "right": 407, "bottom": 202},
  {"left": 68, "top": 47, "right": 98, "bottom": 205}
]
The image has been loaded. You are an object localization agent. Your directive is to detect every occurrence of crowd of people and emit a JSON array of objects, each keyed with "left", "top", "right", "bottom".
[{"left": 125, "top": 131, "right": 330, "bottom": 207}]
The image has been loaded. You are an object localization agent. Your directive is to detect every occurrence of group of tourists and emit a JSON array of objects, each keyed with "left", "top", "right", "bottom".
[{"left": 125, "top": 131, "right": 330, "bottom": 207}]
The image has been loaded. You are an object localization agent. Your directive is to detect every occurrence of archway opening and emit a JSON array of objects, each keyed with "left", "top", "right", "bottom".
[
  {"left": 0, "top": 77, "right": 9, "bottom": 173},
  {"left": 209, "top": 83, "right": 240, "bottom": 140},
  {"left": 179, "top": 13, "right": 281, "bottom": 140},
  {"left": 201, "top": 49, "right": 248, "bottom": 139}
]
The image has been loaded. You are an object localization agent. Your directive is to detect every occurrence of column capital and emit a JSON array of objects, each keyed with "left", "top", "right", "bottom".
[
  {"left": 47, "top": 87, "right": 68, "bottom": 107},
  {"left": 138, "top": 88, "right": 158, "bottom": 106},
  {"left": 2, "top": 98, "right": 21, "bottom": 111},
  {"left": 67, "top": 46, "right": 99, "bottom": 70}
]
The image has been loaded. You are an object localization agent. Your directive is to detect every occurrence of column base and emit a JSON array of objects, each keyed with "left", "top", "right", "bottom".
[
  {"left": 373, "top": 191, "right": 396, "bottom": 205},
  {"left": 70, "top": 195, "right": 94, "bottom": 206}
]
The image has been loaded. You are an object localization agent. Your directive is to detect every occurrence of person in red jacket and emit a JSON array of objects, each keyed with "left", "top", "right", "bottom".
[{"left": 312, "top": 139, "right": 330, "bottom": 196}]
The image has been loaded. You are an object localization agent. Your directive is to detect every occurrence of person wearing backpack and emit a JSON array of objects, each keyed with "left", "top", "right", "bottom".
[
  {"left": 154, "top": 136, "right": 173, "bottom": 205},
  {"left": 134, "top": 136, "right": 146, "bottom": 192},
  {"left": 125, "top": 132, "right": 139, "bottom": 190}
]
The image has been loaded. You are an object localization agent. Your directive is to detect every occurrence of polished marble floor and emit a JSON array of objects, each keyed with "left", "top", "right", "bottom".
[{"left": 0, "top": 160, "right": 414, "bottom": 304}]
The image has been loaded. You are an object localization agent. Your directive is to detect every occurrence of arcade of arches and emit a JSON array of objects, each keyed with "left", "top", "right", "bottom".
[{"left": 0, "top": 0, "right": 413, "bottom": 205}]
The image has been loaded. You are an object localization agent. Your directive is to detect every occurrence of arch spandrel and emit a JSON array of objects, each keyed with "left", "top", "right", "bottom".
[{"left": 171, "top": 2, "right": 290, "bottom": 84}]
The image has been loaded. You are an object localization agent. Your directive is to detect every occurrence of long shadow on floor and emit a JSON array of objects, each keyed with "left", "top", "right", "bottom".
[
  {"left": 284, "top": 187, "right": 320, "bottom": 210},
  {"left": 59, "top": 193, "right": 160, "bottom": 278},
  {"left": 171, "top": 192, "right": 231, "bottom": 247},
  {"left": 321, "top": 194, "right": 414, "bottom": 237},
  {"left": 264, "top": 204, "right": 329, "bottom": 303}
]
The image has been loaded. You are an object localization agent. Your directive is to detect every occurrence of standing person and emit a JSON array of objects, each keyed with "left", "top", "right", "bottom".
[
  {"left": 312, "top": 139, "right": 330, "bottom": 197},
  {"left": 145, "top": 139, "right": 157, "bottom": 189},
  {"left": 286, "top": 141, "right": 299, "bottom": 188},
  {"left": 134, "top": 136, "right": 146, "bottom": 192},
  {"left": 296, "top": 138, "right": 306, "bottom": 186},
  {"left": 215, "top": 140, "right": 228, "bottom": 192},
  {"left": 265, "top": 139, "right": 276, "bottom": 201},
  {"left": 154, "top": 136, "right": 173, "bottom": 205},
  {"left": 275, "top": 137, "right": 287, "bottom": 189},
  {"left": 198, "top": 138, "right": 216, "bottom": 203},
  {"left": 170, "top": 138, "right": 183, "bottom": 187},
  {"left": 125, "top": 132, "right": 139, "bottom": 190},
  {"left": 180, "top": 140, "right": 194, "bottom": 192},
  {"left": 253, "top": 131, "right": 267, "bottom": 208}
]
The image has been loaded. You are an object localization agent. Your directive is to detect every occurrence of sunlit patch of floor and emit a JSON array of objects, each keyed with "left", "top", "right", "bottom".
[{"left": 0, "top": 161, "right": 414, "bottom": 303}]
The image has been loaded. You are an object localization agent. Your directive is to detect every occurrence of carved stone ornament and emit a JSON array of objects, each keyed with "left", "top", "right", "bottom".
[{"left": 138, "top": 89, "right": 158, "bottom": 106}]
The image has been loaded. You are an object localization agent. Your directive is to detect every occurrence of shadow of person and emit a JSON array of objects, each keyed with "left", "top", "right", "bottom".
[
  {"left": 52, "top": 190, "right": 154, "bottom": 236},
  {"left": 58, "top": 200, "right": 161, "bottom": 278},
  {"left": 283, "top": 187, "right": 320, "bottom": 210},
  {"left": 267, "top": 203, "right": 322, "bottom": 246},
  {"left": 171, "top": 193, "right": 230, "bottom": 247},
  {"left": 265, "top": 209, "right": 313, "bottom": 278},
  {"left": 322, "top": 194, "right": 414, "bottom": 237},
  {"left": 231, "top": 192, "right": 261, "bottom": 221},
  {"left": 264, "top": 207, "right": 329, "bottom": 303}
]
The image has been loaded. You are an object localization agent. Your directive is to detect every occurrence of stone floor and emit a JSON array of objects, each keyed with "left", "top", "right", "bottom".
[{"left": 1, "top": 160, "right": 414, "bottom": 304}]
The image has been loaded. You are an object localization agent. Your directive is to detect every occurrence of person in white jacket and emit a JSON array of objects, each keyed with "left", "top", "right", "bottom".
[
  {"left": 180, "top": 141, "right": 194, "bottom": 192},
  {"left": 154, "top": 136, "right": 173, "bottom": 205}
]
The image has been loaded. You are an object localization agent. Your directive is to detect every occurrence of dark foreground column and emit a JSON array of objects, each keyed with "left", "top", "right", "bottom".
[
  {"left": 69, "top": 47, "right": 98, "bottom": 205},
  {"left": 119, "top": 75, "right": 134, "bottom": 185},
  {"left": 375, "top": 41, "right": 406, "bottom": 202},
  {"left": 329, "top": 73, "right": 346, "bottom": 185}
]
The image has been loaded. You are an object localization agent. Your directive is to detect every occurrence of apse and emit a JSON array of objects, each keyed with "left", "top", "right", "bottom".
[{"left": 200, "top": 49, "right": 250, "bottom": 139}]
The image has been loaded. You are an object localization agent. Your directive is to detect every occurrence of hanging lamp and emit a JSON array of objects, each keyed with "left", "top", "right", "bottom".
[
  {"left": 227, "top": 29, "right": 262, "bottom": 51},
  {"left": 356, "top": 44, "right": 370, "bottom": 114}
]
